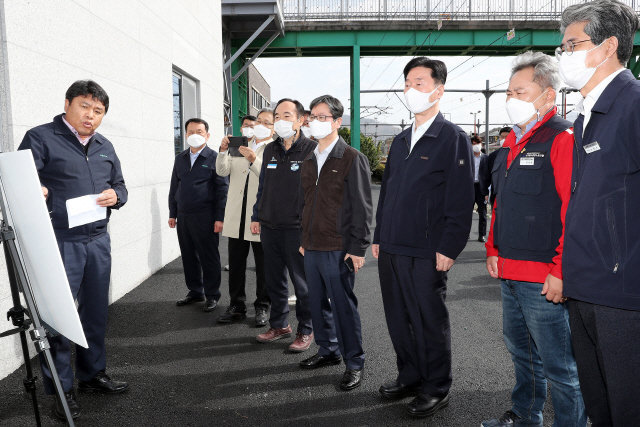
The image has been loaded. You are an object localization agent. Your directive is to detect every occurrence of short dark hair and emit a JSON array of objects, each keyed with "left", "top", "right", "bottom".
[
  {"left": 499, "top": 126, "right": 512, "bottom": 135},
  {"left": 304, "top": 110, "right": 311, "bottom": 116},
  {"left": 241, "top": 115, "right": 257, "bottom": 125},
  {"left": 470, "top": 135, "right": 482, "bottom": 144},
  {"left": 185, "top": 118, "right": 209, "bottom": 132},
  {"left": 65, "top": 80, "right": 110, "bottom": 113},
  {"left": 403, "top": 57, "right": 447, "bottom": 85},
  {"left": 561, "top": 0, "right": 639, "bottom": 65},
  {"left": 274, "top": 98, "right": 305, "bottom": 119},
  {"left": 309, "top": 95, "right": 344, "bottom": 119}
]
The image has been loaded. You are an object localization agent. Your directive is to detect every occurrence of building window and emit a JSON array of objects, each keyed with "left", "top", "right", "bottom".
[
  {"left": 172, "top": 70, "right": 199, "bottom": 155},
  {"left": 251, "top": 87, "right": 269, "bottom": 112}
]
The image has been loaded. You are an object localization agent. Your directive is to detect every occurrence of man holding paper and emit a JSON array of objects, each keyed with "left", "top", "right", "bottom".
[{"left": 18, "top": 80, "right": 128, "bottom": 420}]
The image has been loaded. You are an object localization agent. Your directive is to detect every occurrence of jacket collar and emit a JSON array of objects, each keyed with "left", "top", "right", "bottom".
[
  {"left": 396, "top": 111, "right": 445, "bottom": 144},
  {"left": 182, "top": 144, "right": 212, "bottom": 158},
  {"left": 504, "top": 106, "right": 558, "bottom": 149},
  {"left": 591, "top": 69, "right": 635, "bottom": 115},
  {"left": 305, "top": 136, "right": 347, "bottom": 161},
  {"left": 275, "top": 131, "right": 306, "bottom": 153},
  {"left": 53, "top": 113, "right": 105, "bottom": 145}
]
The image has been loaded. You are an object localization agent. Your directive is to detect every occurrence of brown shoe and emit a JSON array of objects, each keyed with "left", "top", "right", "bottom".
[
  {"left": 289, "top": 332, "right": 313, "bottom": 353},
  {"left": 256, "top": 325, "right": 292, "bottom": 343}
]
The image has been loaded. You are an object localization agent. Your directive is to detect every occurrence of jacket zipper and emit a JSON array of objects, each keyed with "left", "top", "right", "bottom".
[
  {"left": 606, "top": 205, "right": 620, "bottom": 273},
  {"left": 404, "top": 135, "right": 411, "bottom": 160},
  {"left": 308, "top": 157, "right": 320, "bottom": 248},
  {"left": 425, "top": 200, "right": 429, "bottom": 238},
  {"left": 572, "top": 135, "right": 581, "bottom": 193}
]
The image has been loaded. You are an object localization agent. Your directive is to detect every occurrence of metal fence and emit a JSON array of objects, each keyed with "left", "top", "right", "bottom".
[{"left": 282, "top": 0, "right": 640, "bottom": 21}]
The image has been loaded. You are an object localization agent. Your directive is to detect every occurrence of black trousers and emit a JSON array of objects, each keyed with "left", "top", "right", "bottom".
[
  {"left": 228, "top": 237, "right": 268, "bottom": 310},
  {"left": 474, "top": 182, "right": 487, "bottom": 237},
  {"left": 568, "top": 300, "right": 640, "bottom": 426},
  {"left": 40, "top": 234, "right": 111, "bottom": 394},
  {"left": 378, "top": 250, "right": 451, "bottom": 398},
  {"left": 260, "top": 226, "right": 312, "bottom": 334},
  {"left": 176, "top": 212, "right": 221, "bottom": 301}
]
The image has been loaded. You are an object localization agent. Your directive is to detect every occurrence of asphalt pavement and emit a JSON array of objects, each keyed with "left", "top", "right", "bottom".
[{"left": 0, "top": 186, "right": 560, "bottom": 426}]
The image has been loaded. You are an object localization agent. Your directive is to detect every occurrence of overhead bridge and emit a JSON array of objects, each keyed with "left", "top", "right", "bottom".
[{"left": 223, "top": 0, "right": 640, "bottom": 148}]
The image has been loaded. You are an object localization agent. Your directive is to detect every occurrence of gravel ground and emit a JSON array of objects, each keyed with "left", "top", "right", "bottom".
[{"left": 0, "top": 186, "right": 561, "bottom": 426}]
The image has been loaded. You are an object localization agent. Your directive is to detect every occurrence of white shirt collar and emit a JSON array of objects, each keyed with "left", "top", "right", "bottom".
[
  {"left": 190, "top": 145, "right": 205, "bottom": 156},
  {"left": 576, "top": 68, "right": 625, "bottom": 114},
  {"left": 252, "top": 136, "right": 272, "bottom": 151},
  {"left": 314, "top": 135, "right": 339, "bottom": 157},
  {"left": 410, "top": 115, "right": 437, "bottom": 151}
]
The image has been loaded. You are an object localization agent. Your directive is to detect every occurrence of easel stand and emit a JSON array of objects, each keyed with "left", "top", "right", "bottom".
[{"left": 0, "top": 219, "right": 76, "bottom": 426}]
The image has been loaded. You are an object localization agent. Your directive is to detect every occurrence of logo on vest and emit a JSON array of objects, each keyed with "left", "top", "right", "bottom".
[{"left": 291, "top": 163, "right": 299, "bottom": 171}]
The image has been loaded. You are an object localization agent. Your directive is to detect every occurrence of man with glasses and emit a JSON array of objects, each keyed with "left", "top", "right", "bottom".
[
  {"left": 250, "top": 98, "right": 316, "bottom": 352},
  {"left": 298, "top": 95, "right": 373, "bottom": 391},
  {"left": 557, "top": 1, "right": 640, "bottom": 424},
  {"left": 216, "top": 109, "right": 275, "bottom": 327}
]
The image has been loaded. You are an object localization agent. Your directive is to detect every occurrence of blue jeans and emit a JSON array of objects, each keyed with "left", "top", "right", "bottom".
[{"left": 501, "top": 280, "right": 586, "bottom": 427}]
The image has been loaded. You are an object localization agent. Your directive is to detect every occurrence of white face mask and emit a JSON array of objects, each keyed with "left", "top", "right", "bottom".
[
  {"left": 505, "top": 90, "right": 548, "bottom": 126},
  {"left": 499, "top": 138, "right": 506, "bottom": 147},
  {"left": 309, "top": 119, "right": 335, "bottom": 140},
  {"left": 241, "top": 127, "right": 254, "bottom": 139},
  {"left": 187, "top": 134, "right": 206, "bottom": 148},
  {"left": 253, "top": 124, "right": 272, "bottom": 140},
  {"left": 300, "top": 126, "right": 313, "bottom": 138},
  {"left": 274, "top": 119, "right": 298, "bottom": 140},
  {"left": 404, "top": 85, "right": 441, "bottom": 114},
  {"left": 558, "top": 41, "right": 608, "bottom": 89},
  {"left": 472, "top": 144, "right": 481, "bottom": 153}
]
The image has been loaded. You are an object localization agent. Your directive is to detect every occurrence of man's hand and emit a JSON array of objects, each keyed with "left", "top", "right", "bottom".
[
  {"left": 299, "top": 247, "right": 305, "bottom": 256},
  {"left": 238, "top": 146, "right": 257, "bottom": 163},
  {"left": 485, "top": 195, "right": 489, "bottom": 202},
  {"left": 345, "top": 253, "right": 365, "bottom": 273},
  {"left": 486, "top": 256, "right": 499, "bottom": 278},
  {"left": 250, "top": 222, "right": 261, "bottom": 234},
  {"left": 435, "top": 252, "right": 454, "bottom": 272},
  {"left": 41, "top": 186, "right": 48, "bottom": 200},
  {"left": 214, "top": 221, "right": 223, "bottom": 233},
  {"left": 541, "top": 273, "right": 564, "bottom": 303},
  {"left": 96, "top": 189, "right": 118, "bottom": 207},
  {"left": 168, "top": 218, "right": 176, "bottom": 228},
  {"left": 220, "top": 135, "right": 231, "bottom": 152},
  {"left": 371, "top": 244, "right": 379, "bottom": 259}
]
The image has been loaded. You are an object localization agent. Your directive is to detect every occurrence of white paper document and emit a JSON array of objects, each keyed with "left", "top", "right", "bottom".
[{"left": 66, "top": 195, "right": 106, "bottom": 228}]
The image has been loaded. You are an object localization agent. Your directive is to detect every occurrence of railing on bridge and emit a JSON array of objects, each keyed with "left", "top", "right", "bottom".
[{"left": 282, "top": 0, "right": 639, "bottom": 21}]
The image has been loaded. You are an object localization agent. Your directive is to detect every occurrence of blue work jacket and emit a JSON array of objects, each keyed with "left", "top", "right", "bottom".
[
  {"left": 18, "top": 114, "right": 127, "bottom": 242},
  {"left": 168, "top": 145, "right": 228, "bottom": 221},
  {"left": 563, "top": 69, "right": 640, "bottom": 310},
  {"left": 373, "top": 112, "right": 474, "bottom": 260}
]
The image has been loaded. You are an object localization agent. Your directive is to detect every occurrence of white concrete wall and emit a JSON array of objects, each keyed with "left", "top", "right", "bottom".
[{"left": 0, "top": 0, "right": 223, "bottom": 380}]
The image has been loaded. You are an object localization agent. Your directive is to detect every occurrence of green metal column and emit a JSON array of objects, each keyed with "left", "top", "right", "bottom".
[
  {"left": 230, "top": 48, "right": 248, "bottom": 135},
  {"left": 350, "top": 45, "right": 361, "bottom": 150}
]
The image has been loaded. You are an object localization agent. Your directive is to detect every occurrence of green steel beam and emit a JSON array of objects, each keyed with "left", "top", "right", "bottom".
[{"left": 351, "top": 45, "right": 360, "bottom": 151}]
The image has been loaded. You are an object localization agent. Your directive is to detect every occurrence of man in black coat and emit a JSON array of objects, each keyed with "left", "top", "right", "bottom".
[
  {"left": 372, "top": 57, "right": 474, "bottom": 418},
  {"left": 169, "top": 118, "right": 228, "bottom": 312},
  {"left": 19, "top": 80, "right": 129, "bottom": 420}
]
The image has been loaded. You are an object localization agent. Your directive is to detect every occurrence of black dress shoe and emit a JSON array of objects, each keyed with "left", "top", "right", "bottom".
[
  {"left": 406, "top": 393, "right": 450, "bottom": 418},
  {"left": 78, "top": 371, "right": 129, "bottom": 394},
  {"left": 176, "top": 295, "right": 205, "bottom": 306},
  {"left": 379, "top": 380, "right": 421, "bottom": 400},
  {"left": 203, "top": 299, "right": 218, "bottom": 312},
  {"left": 478, "top": 236, "right": 486, "bottom": 242},
  {"left": 299, "top": 353, "right": 342, "bottom": 370},
  {"left": 254, "top": 307, "right": 268, "bottom": 327},
  {"left": 217, "top": 305, "right": 247, "bottom": 323},
  {"left": 340, "top": 369, "right": 363, "bottom": 391},
  {"left": 54, "top": 390, "right": 81, "bottom": 420}
]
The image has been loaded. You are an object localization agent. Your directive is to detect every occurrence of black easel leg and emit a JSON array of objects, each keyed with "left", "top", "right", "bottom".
[{"left": 3, "top": 240, "right": 42, "bottom": 427}]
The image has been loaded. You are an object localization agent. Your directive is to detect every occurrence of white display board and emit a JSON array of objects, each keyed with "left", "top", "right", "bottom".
[{"left": 0, "top": 150, "right": 87, "bottom": 348}]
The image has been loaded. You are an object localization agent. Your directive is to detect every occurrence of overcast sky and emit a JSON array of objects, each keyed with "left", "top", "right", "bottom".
[{"left": 254, "top": 55, "right": 584, "bottom": 134}]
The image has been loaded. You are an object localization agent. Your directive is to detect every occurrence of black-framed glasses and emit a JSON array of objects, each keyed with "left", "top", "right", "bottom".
[
  {"left": 555, "top": 39, "right": 592, "bottom": 59},
  {"left": 308, "top": 114, "right": 334, "bottom": 122}
]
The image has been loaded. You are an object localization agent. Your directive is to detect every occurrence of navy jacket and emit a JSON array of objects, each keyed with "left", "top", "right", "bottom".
[
  {"left": 169, "top": 145, "right": 228, "bottom": 221},
  {"left": 373, "top": 112, "right": 474, "bottom": 260},
  {"left": 252, "top": 133, "right": 317, "bottom": 229},
  {"left": 563, "top": 69, "right": 640, "bottom": 311},
  {"left": 18, "top": 114, "right": 127, "bottom": 242}
]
